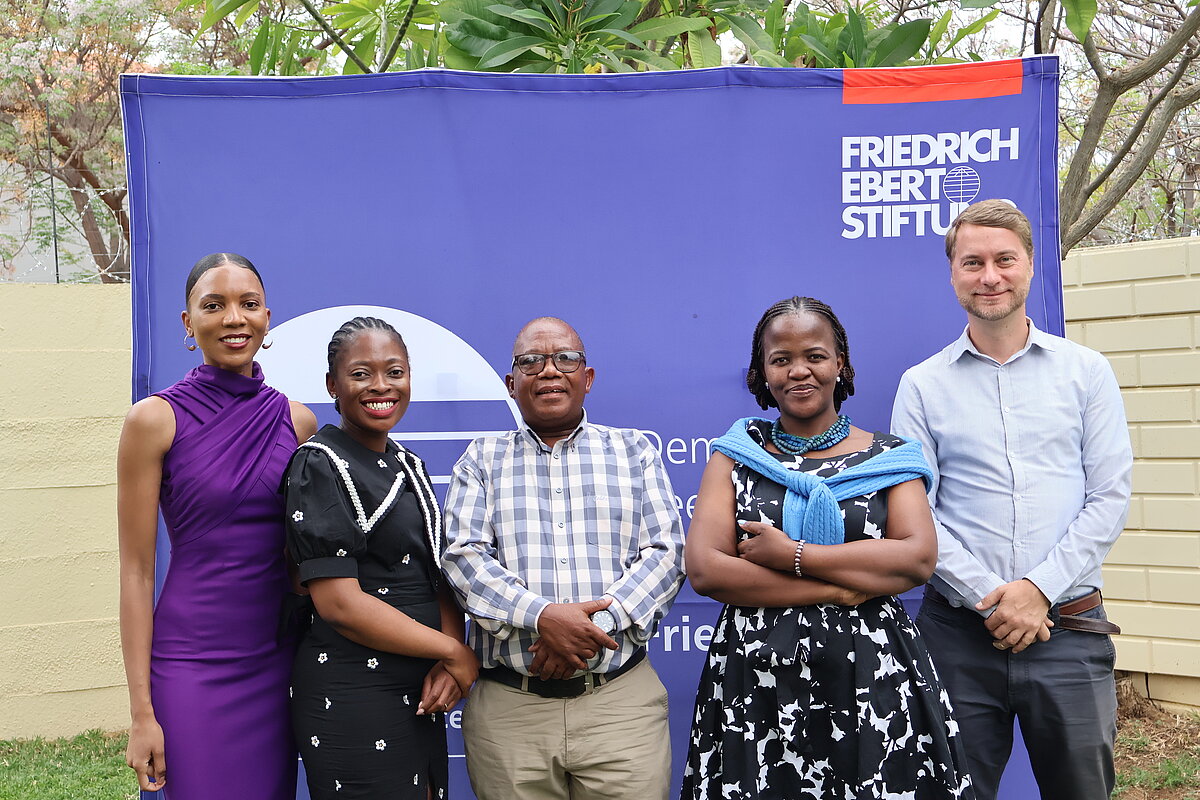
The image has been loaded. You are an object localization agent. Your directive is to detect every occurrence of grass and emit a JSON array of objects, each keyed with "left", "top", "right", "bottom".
[
  {"left": 2, "top": 714, "right": 1198, "bottom": 800},
  {"left": 0, "top": 730, "right": 137, "bottom": 800},
  {"left": 1116, "top": 755, "right": 1200, "bottom": 793}
]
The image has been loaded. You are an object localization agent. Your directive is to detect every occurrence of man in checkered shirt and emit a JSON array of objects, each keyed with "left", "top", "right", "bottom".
[{"left": 442, "top": 316, "right": 686, "bottom": 800}]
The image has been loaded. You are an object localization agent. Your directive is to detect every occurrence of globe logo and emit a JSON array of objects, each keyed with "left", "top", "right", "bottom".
[{"left": 943, "top": 166, "right": 981, "bottom": 204}]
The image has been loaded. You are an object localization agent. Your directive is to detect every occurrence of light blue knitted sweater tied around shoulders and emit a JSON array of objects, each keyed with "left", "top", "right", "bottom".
[{"left": 711, "top": 417, "right": 934, "bottom": 546}]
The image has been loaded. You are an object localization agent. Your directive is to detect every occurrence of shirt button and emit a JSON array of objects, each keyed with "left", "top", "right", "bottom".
[
  {"left": 553, "top": 453, "right": 560, "bottom": 460},
  {"left": 1014, "top": 493, "right": 1022, "bottom": 500},
  {"left": 555, "top": 488, "right": 562, "bottom": 494},
  {"left": 558, "top": 522, "right": 564, "bottom": 528},
  {"left": 559, "top": 558, "right": 568, "bottom": 564},
  {"left": 1003, "top": 407, "right": 1011, "bottom": 413}
]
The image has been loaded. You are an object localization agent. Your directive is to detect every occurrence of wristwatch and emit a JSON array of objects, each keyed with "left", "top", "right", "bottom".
[{"left": 590, "top": 608, "right": 617, "bottom": 635}]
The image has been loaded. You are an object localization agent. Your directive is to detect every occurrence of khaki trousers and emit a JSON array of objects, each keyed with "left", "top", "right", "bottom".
[{"left": 461, "top": 659, "right": 671, "bottom": 800}]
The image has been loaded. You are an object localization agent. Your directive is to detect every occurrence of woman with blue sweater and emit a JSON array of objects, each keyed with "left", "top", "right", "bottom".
[{"left": 681, "top": 297, "right": 975, "bottom": 800}]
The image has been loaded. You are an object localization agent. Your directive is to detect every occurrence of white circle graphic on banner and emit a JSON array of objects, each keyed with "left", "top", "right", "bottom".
[{"left": 259, "top": 305, "right": 520, "bottom": 465}]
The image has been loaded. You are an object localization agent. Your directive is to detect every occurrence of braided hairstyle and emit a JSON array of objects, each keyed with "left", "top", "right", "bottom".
[
  {"left": 326, "top": 316, "right": 408, "bottom": 413},
  {"left": 745, "top": 296, "right": 856, "bottom": 411},
  {"left": 184, "top": 253, "right": 262, "bottom": 305}
]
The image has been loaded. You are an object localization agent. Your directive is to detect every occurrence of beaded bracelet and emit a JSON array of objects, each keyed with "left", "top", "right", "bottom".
[{"left": 793, "top": 540, "right": 805, "bottom": 577}]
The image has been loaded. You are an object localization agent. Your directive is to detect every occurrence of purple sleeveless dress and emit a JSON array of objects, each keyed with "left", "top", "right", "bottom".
[{"left": 150, "top": 363, "right": 298, "bottom": 800}]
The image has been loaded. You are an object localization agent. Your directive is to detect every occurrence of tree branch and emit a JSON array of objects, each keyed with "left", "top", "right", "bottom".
[
  {"left": 1082, "top": 47, "right": 1196, "bottom": 200},
  {"left": 295, "top": 0, "right": 373, "bottom": 73},
  {"left": 378, "top": 0, "right": 421, "bottom": 72},
  {"left": 1064, "top": 80, "right": 1200, "bottom": 253}
]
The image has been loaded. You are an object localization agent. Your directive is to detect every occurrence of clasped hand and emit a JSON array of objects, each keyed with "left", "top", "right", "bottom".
[
  {"left": 977, "top": 579, "right": 1053, "bottom": 654},
  {"left": 736, "top": 520, "right": 798, "bottom": 572},
  {"left": 737, "top": 521, "right": 871, "bottom": 607},
  {"left": 418, "top": 641, "right": 479, "bottom": 714},
  {"left": 528, "top": 597, "right": 619, "bottom": 680}
]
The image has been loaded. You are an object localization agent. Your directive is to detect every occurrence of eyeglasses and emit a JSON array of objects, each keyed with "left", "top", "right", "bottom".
[{"left": 512, "top": 350, "right": 586, "bottom": 375}]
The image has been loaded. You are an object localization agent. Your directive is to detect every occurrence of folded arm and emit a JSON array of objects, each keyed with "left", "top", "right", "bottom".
[{"left": 686, "top": 454, "right": 871, "bottom": 608}]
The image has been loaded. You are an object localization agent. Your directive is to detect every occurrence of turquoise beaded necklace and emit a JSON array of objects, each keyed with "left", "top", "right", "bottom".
[{"left": 770, "top": 414, "right": 851, "bottom": 456}]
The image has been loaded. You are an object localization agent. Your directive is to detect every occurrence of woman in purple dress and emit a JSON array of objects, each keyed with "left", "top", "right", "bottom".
[{"left": 117, "top": 253, "right": 317, "bottom": 797}]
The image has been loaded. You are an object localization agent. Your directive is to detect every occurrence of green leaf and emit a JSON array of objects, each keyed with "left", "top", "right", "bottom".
[
  {"left": 796, "top": 33, "right": 836, "bottom": 67},
  {"left": 764, "top": 0, "right": 785, "bottom": 49},
  {"left": 928, "top": 10, "right": 951, "bottom": 51},
  {"left": 594, "top": 44, "right": 636, "bottom": 71},
  {"left": 869, "top": 18, "right": 931, "bottom": 66},
  {"left": 580, "top": 12, "right": 621, "bottom": 30},
  {"left": 838, "top": 7, "right": 867, "bottom": 66},
  {"left": 514, "top": 59, "right": 557, "bottom": 71},
  {"left": 281, "top": 28, "right": 302, "bottom": 74},
  {"left": 621, "top": 47, "right": 680, "bottom": 70},
  {"left": 446, "top": 17, "right": 515, "bottom": 56},
  {"left": 582, "top": 0, "right": 625, "bottom": 25},
  {"left": 629, "top": 15, "right": 713, "bottom": 41},
  {"left": 751, "top": 49, "right": 791, "bottom": 67},
  {"left": 1061, "top": 0, "right": 1097, "bottom": 42},
  {"left": 233, "top": 0, "right": 259, "bottom": 26},
  {"left": 486, "top": 4, "right": 556, "bottom": 33},
  {"left": 717, "top": 12, "right": 773, "bottom": 54},
  {"left": 343, "top": 30, "right": 377, "bottom": 73},
  {"left": 248, "top": 20, "right": 270, "bottom": 74},
  {"left": 200, "top": 0, "right": 257, "bottom": 32},
  {"left": 594, "top": 27, "right": 648, "bottom": 48},
  {"left": 266, "top": 19, "right": 283, "bottom": 72},
  {"left": 685, "top": 28, "right": 720, "bottom": 68},
  {"left": 441, "top": 42, "right": 481, "bottom": 68},
  {"left": 946, "top": 8, "right": 998, "bottom": 49},
  {"left": 428, "top": 22, "right": 441, "bottom": 63},
  {"left": 476, "top": 35, "right": 545, "bottom": 68}
]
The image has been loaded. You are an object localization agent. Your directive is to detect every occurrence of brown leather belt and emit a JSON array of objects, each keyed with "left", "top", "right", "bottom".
[
  {"left": 924, "top": 587, "right": 1121, "bottom": 635},
  {"left": 481, "top": 649, "right": 645, "bottom": 699}
]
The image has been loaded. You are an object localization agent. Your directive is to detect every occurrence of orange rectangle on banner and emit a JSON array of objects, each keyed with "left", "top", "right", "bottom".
[{"left": 842, "top": 59, "right": 1024, "bottom": 105}]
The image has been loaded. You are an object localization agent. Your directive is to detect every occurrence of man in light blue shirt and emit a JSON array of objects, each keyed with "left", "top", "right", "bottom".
[{"left": 891, "top": 199, "right": 1132, "bottom": 800}]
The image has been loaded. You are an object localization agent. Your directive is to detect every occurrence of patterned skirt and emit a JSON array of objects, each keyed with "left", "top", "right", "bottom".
[{"left": 681, "top": 596, "right": 975, "bottom": 800}]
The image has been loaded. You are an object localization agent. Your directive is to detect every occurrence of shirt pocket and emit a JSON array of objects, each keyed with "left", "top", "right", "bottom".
[{"left": 583, "top": 492, "right": 639, "bottom": 568}]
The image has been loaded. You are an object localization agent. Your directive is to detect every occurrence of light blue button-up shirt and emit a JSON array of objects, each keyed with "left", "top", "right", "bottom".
[{"left": 891, "top": 321, "right": 1132, "bottom": 612}]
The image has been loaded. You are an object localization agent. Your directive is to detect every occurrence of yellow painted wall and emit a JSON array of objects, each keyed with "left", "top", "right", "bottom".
[
  {"left": 0, "top": 285, "right": 131, "bottom": 738},
  {"left": 1064, "top": 238, "right": 1200, "bottom": 710},
  {"left": 2, "top": 240, "right": 1198, "bottom": 739}
]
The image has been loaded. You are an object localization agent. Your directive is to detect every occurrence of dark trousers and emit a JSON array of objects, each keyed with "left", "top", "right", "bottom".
[{"left": 916, "top": 595, "right": 1117, "bottom": 800}]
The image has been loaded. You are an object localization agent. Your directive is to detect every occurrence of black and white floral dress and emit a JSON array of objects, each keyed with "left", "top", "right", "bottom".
[
  {"left": 681, "top": 420, "right": 974, "bottom": 800},
  {"left": 284, "top": 425, "right": 448, "bottom": 800}
]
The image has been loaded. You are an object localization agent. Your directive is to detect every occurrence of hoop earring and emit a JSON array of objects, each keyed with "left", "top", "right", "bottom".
[
  {"left": 184, "top": 333, "right": 197, "bottom": 351},
  {"left": 261, "top": 339, "right": 273, "bottom": 350}
]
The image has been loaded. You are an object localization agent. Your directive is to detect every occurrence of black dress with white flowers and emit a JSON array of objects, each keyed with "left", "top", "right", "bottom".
[
  {"left": 681, "top": 420, "right": 974, "bottom": 800},
  {"left": 284, "top": 425, "right": 447, "bottom": 800}
]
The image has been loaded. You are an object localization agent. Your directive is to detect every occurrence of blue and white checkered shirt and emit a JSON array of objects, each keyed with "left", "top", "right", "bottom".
[{"left": 441, "top": 411, "right": 686, "bottom": 676}]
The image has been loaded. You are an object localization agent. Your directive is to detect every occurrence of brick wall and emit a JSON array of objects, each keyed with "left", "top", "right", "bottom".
[
  {"left": 0, "top": 285, "right": 131, "bottom": 738},
  {"left": 1064, "top": 238, "right": 1200, "bottom": 710}
]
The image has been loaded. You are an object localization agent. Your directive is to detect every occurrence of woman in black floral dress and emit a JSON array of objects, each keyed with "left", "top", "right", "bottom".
[
  {"left": 681, "top": 297, "right": 974, "bottom": 800},
  {"left": 283, "top": 317, "right": 478, "bottom": 799}
]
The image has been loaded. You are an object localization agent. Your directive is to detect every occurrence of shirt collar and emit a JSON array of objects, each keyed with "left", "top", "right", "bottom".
[
  {"left": 519, "top": 408, "right": 590, "bottom": 451},
  {"left": 948, "top": 318, "right": 1056, "bottom": 365}
]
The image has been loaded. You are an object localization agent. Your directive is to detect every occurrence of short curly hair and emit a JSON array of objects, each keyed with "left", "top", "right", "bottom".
[{"left": 745, "top": 296, "right": 855, "bottom": 412}]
